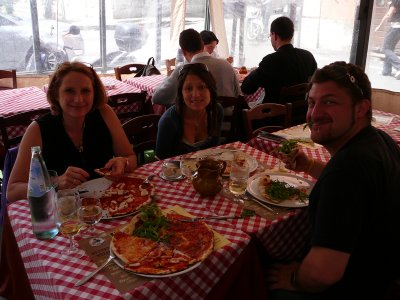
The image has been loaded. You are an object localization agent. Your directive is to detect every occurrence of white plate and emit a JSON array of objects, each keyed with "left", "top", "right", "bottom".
[
  {"left": 192, "top": 149, "right": 258, "bottom": 173},
  {"left": 112, "top": 247, "right": 202, "bottom": 278},
  {"left": 247, "top": 172, "right": 312, "bottom": 208}
]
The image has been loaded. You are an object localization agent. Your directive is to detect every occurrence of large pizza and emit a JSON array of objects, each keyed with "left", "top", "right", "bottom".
[
  {"left": 93, "top": 176, "right": 153, "bottom": 218},
  {"left": 111, "top": 204, "right": 214, "bottom": 275}
]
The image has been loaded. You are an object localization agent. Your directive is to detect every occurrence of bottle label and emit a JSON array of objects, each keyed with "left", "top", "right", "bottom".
[{"left": 28, "top": 158, "right": 48, "bottom": 197}]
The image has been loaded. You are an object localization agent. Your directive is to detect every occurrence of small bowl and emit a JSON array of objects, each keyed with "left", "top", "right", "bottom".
[{"left": 161, "top": 161, "right": 182, "bottom": 180}]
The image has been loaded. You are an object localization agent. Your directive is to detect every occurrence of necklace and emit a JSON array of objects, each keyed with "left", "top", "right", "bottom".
[{"left": 63, "top": 119, "right": 85, "bottom": 153}]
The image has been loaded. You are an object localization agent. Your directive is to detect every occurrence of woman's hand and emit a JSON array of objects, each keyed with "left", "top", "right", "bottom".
[
  {"left": 58, "top": 167, "right": 90, "bottom": 189},
  {"left": 104, "top": 157, "right": 128, "bottom": 177}
]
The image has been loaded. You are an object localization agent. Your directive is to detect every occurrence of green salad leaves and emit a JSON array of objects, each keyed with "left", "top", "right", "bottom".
[
  {"left": 133, "top": 204, "right": 170, "bottom": 243},
  {"left": 266, "top": 180, "right": 308, "bottom": 203}
]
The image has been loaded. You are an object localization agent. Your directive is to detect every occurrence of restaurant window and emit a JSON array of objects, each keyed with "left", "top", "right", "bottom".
[{"left": 365, "top": 0, "right": 400, "bottom": 92}]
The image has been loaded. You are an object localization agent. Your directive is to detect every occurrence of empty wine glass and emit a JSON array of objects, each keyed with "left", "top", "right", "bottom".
[
  {"left": 179, "top": 156, "right": 198, "bottom": 184},
  {"left": 77, "top": 194, "right": 103, "bottom": 239},
  {"left": 56, "top": 189, "right": 84, "bottom": 259}
]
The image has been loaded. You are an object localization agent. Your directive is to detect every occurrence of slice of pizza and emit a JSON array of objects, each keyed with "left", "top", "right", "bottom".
[
  {"left": 111, "top": 232, "right": 159, "bottom": 264},
  {"left": 94, "top": 167, "right": 112, "bottom": 176}
]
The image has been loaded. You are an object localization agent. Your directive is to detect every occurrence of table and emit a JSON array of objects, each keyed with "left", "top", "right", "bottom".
[
  {"left": 8, "top": 142, "right": 314, "bottom": 299},
  {"left": 0, "top": 86, "right": 48, "bottom": 117}
]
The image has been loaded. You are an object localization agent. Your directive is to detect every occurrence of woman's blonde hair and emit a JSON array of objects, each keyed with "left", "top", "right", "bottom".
[{"left": 47, "top": 62, "right": 107, "bottom": 115}]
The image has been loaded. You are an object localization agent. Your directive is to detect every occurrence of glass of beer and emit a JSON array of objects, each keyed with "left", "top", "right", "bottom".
[
  {"left": 228, "top": 153, "right": 250, "bottom": 197},
  {"left": 56, "top": 189, "right": 84, "bottom": 259}
]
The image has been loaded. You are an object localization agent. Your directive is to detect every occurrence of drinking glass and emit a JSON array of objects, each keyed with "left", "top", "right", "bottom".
[
  {"left": 228, "top": 154, "right": 250, "bottom": 197},
  {"left": 180, "top": 156, "right": 198, "bottom": 184},
  {"left": 78, "top": 194, "right": 103, "bottom": 238},
  {"left": 56, "top": 189, "right": 84, "bottom": 259}
]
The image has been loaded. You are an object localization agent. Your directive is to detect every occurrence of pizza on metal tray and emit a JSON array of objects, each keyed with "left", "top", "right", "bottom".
[
  {"left": 111, "top": 204, "right": 214, "bottom": 275},
  {"left": 97, "top": 176, "right": 153, "bottom": 218}
]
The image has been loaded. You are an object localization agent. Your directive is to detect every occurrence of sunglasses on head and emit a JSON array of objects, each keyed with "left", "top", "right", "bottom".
[{"left": 179, "top": 63, "right": 209, "bottom": 77}]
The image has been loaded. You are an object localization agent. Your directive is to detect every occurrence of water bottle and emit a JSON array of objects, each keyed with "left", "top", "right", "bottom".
[{"left": 27, "top": 146, "right": 59, "bottom": 240}]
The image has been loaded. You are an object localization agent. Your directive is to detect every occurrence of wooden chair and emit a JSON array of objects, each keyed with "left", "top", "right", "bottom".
[
  {"left": 242, "top": 103, "right": 292, "bottom": 141},
  {"left": 108, "top": 92, "right": 149, "bottom": 122},
  {"left": 165, "top": 58, "right": 176, "bottom": 76},
  {"left": 114, "top": 64, "right": 145, "bottom": 81},
  {"left": 0, "top": 108, "right": 50, "bottom": 170},
  {"left": 122, "top": 114, "right": 161, "bottom": 166},
  {"left": 0, "top": 108, "right": 50, "bottom": 151},
  {"left": 279, "top": 83, "right": 310, "bottom": 126},
  {"left": 217, "top": 95, "right": 248, "bottom": 143},
  {"left": 0, "top": 70, "right": 17, "bottom": 90}
]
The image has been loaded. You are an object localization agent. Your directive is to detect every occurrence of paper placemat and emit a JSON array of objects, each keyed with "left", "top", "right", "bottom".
[{"left": 78, "top": 235, "right": 148, "bottom": 294}]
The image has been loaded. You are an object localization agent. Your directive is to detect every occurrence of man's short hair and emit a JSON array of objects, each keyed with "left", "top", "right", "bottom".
[
  {"left": 179, "top": 28, "right": 204, "bottom": 53},
  {"left": 310, "top": 61, "right": 372, "bottom": 121},
  {"left": 270, "top": 16, "right": 294, "bottom": 40},
  {"left": 200, "top": 30, "right": 219, "bottom": 45}
]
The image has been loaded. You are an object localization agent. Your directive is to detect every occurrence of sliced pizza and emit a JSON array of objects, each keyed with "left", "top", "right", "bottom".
[
  {"left": 110, "top": 204, "right": 214, "bottom": 275},
  {"left": 97, "top": 176, "right": 153, "bottom": 218}
]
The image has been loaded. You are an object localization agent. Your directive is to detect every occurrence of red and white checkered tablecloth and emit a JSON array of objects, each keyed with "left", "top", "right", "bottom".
[
  {"left": 8, "top": 160, "right": 253, "bottom": 299},
  {"left": 0, "top": 87, "right": 49, "bottom": 144},
  {"left": 140, "top": 142, "right": 312, "bottom": 261},
  {"left": 0, "top": 86, "right": 48, "bottom": 117},
  {"left": 372, "top": 110, "right": 400, "bottom": 144}
]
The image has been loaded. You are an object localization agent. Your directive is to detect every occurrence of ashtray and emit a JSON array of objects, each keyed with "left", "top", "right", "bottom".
[{"left": 160, "top": 161, "right": 184, "bottom": 181}]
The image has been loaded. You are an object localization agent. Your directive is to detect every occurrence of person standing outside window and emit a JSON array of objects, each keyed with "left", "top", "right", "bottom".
[{"left": 375, "top": 0, "right": 400, "bottom": 79}]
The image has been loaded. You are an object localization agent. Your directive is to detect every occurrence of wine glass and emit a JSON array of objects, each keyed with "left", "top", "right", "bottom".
[
  {"left": 179, "top": 156, "right": 198, "bottom": 184},
  {"left": 56, "top": 189, "right": 84, "bottom": 259},
  {"left": 77, "top": 194, "right": 103, "bottom": 239}
]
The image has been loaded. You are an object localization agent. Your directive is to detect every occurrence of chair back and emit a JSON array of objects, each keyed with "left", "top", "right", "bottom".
[
  {"left": 0, "top": 70, "right": 17, "bottom": 90},
  {"left": 0, "top": 108, "right": 50, "bottom": 151},
  {"left": 114, "top": 64, "right": 146, "bottom": 81},
  {"left": 242, "top": 103, "right": 292, "bottom": 141},
  {"left": 108, "top": 92, "right": 150, "bottom": 122},
  {"left": 165, "top": 58, "right": 176, "bottom": 76},
  {"left": 279, "top": 83, "right": 310, "bottom": 126},
  {"left": 1, "top": 146, "right": 18, "bottom": 205},
  {"left": 122, "top": 114, "right": 161, "bottom": 166},
  {"left": 217, "top": 95, "right": 248, "bottom": 143}
]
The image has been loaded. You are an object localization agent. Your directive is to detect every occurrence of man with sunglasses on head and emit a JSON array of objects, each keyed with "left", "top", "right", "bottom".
[
  {"left": 265, "top": 61, "right": 400, "bottom": 299},
  {"left": 241, "top": 16, "right": 317, "bottom": 104},
  {"left": 152, "top": 28, "right": 241, "bottom": 107}
]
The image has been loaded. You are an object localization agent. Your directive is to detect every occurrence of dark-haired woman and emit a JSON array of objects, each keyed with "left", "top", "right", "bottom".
[{"left": 156, "top": 63, "right": 223, "bottom": 159}]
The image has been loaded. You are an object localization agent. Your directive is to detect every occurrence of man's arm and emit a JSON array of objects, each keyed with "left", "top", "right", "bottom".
[
  {"left": 152, "top": 66, "right": 182, "bottom": 106},
  {"left": 267, "top": 246, "right": 349, "bottom": 292},
  {"left": 241, "top": 67, "right": 262, "bottom": 95},
  {"left": 375, "top": 5, "right": 396, "bottom": 31}
]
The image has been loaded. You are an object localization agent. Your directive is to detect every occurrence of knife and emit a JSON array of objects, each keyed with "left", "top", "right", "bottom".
[{"left": 178, "top": 215, "right": 241, "bottom": 222}]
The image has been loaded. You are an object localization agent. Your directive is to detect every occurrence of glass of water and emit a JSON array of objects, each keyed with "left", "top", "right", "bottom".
[{"left": 228, "top": 154, "right": 250, "bottom": 197}]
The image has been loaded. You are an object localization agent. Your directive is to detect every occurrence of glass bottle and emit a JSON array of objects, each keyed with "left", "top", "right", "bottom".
[{"left": 27, "top": 146, "right": 59, "bottom": 240}]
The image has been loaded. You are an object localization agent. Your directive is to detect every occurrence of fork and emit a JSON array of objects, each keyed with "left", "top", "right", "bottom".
[
  {"left": 241, "top": 193, "right": 279, "bottom": 215},
  {"left": 75, "top": 247, "right": 116, "bottom": 287}
]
